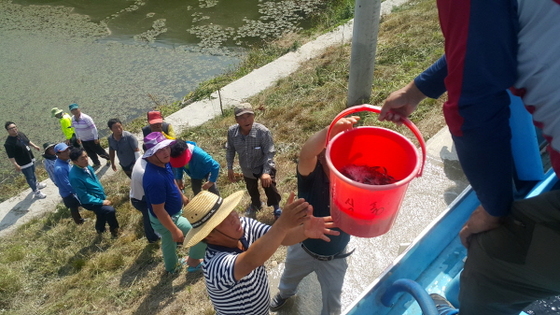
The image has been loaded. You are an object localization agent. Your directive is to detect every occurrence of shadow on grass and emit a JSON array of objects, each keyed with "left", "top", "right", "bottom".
[
  {"left": 119, "top": 243, "right": 161, "bottom": 287},
  {"left": 57, "top": 233, "right": 109, "bottom": 276},
  {"left": 130, "top": 270, "right": 196, "bottom": 315}
]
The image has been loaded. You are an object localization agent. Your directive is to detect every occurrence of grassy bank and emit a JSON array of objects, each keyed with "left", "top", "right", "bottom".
[{"left": 0, "top": 0, "right": 446, "bottom": 314}]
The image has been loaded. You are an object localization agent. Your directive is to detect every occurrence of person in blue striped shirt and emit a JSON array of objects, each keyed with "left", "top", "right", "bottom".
[{"left": 182, "top": 190, "right": 339, "bottom": 315}]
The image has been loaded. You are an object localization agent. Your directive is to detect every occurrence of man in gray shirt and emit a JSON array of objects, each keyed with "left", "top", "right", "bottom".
[
  {"left": 226, "top": 103, "right": 282, "bottom": 219},
  {"left": 107, "top": 118, "right": 140, "bottom": 178}
]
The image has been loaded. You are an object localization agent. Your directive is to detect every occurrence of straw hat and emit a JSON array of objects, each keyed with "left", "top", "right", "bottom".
[{"left": 183, "top": 190, "right": 245, "bottom": 247}]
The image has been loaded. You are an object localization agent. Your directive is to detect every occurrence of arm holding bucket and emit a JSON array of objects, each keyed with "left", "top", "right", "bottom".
[
  {"left": 379, "top": 80, "right": 428, "bottom": 124},
  {"left": 298, "top": 116, "right": 360, "bottom": 176}
]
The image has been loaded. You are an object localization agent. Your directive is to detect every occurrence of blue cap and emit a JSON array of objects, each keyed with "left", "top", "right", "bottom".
[
  {"left": 54, "top": 143, "right": 69, "bottom": 154},
  {"left": 69, "top": 103, "right": 79, "bottom": 111}
]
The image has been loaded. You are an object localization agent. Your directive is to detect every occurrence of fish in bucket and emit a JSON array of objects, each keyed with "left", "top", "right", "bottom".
[{"left": 325, "top": 104, "right": 426, "bottom": 237}]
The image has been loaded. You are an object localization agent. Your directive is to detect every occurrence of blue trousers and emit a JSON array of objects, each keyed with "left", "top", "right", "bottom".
[{"left": 21, "top": 163, "right": 38, "bottom": 192}]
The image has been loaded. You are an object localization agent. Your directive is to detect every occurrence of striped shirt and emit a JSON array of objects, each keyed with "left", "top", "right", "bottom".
[
  {"left": 204, "top": 217, "right": 271, "bottom": 315},
  {"left": 226, "top": 122, "right": 276, "bottom": 179},
  {"left": 71, "top": 112, "right": 99, "bottom": 141}
]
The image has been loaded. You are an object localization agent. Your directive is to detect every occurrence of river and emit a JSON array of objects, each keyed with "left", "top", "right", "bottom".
[{"left": 0, "top": 0, "right": 323, "bottom": 179}]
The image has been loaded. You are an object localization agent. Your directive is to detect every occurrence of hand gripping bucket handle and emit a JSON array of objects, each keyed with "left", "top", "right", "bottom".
[{"left": 326, "top": 104, "right": 426, "bottom": 177}]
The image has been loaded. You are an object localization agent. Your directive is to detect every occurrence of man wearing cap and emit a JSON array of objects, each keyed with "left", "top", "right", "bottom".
[
  {"left": 51, "top": 107, "right": 78, "bottom": 147},
  {"left": 142, "top": 132, "right": 205, "bottom": 273},
  {"left": 181, "top": 190, "right": 339, "bottom": 315},
  {"left": 226, "top": 102, "right": 282, "bottom": 219},
  {"left": 107, "top": 118, "right": 140, "bottom": 178},
  {"left": 169, "top": 139, "right": 220, "bottom": 196},
  {"left": 141, "top": 111, "right": 176, "bottom": 140},
  {"left": 53, "top": 143, "right": 85, "bottom": 225},
  {"left": 69, "top": 147, "right": 119, "bottom": 235},
  {"left": 42, "top": 143, "right": 57, "bottom": 186},
  {"left": 69, "top": 103, "right": 110, "bottom": 168},
  {"left": 4, "top": 121, "right": 47, "bottom": 199}
]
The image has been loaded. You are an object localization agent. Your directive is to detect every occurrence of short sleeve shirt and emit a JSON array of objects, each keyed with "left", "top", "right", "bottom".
[{"left": 143, "top": 162, "right": 182, "bottom": 217}]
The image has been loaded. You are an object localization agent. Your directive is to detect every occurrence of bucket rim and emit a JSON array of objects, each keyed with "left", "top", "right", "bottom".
[{"left": 325, "top": 126, "right": 422, "bottom": 190}]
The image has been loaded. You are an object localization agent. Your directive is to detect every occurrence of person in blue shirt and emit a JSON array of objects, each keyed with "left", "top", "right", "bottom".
[
  {"left": 53, "top": 143, "right": 84, "bottom": 225},
  {"left": 69, "top": 147, "right": 119, "bottom": 237},
  {"left": 169, "top": 140, "right": 220, "bottom": 196},
  {"left": 142, "top": 132, "right": 205, "bottom": 273}
]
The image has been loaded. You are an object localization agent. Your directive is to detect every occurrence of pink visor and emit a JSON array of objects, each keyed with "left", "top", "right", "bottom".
[{"left": 169, "top": 148, "right": 192, "bottom": 168}]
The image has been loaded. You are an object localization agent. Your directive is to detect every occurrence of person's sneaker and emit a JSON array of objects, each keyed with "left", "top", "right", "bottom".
[
  {"left": 273, "top": 208, "right": 282, "bottom": 220},
  {"left": 36, "top": 182, "right": 47, "bottom": 189},
  {"left": 270, "top": 292, "right": 289, "bottom": 311},
  {"left": 92, "top": 163, "right": 101, "bottom": 169},
  {"left": 106, "top": 160, "right": 111, "bottom": 166},
  {"left": 34, "top": 190, "right": 47, "bottom": 199},
  {"left": 245, "top": 205, "right": 259, "bottom": 219},
  {"left": 430, "top": 293, "right": 458, "bottom": 315}
]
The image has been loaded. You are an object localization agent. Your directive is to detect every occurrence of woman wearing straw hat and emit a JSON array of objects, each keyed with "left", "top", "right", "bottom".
[
  {"left": 182, "top": 190, "right": 339, "bottom": 315},
  {"left": 142, "top": 132, "right": 205, "bottom": 273}
]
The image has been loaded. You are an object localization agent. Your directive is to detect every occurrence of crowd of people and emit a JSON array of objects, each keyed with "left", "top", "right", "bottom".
[
  {"left": 6, "top": 1, "right": 560, "bottom": 311},
  {"left": 5, "top": 101, "right": 354, "bottom": 314}
]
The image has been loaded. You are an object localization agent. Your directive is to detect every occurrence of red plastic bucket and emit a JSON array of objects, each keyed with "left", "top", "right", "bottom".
[{"left": 325, "top": 105, "right": 426, "bottom": 237}]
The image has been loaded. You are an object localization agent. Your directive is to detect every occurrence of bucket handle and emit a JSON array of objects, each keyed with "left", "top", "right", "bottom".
[{"left": 326, "top": 104, "right": 426, "bottom": 177}]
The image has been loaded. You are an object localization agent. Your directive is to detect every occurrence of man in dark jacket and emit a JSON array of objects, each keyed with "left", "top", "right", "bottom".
[{"left": 4, "top": 121, "right": 47, "bottom": 199}]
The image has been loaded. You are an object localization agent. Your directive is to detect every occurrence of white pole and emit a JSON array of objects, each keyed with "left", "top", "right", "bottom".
[{"left": 347, "top": 0, "right": 381, "bottom": 107}]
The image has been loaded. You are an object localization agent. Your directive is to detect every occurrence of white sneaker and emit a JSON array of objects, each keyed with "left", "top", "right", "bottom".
[
  {"left": 34, "top": 191, "right": 47, "bottom": 199},
  {"left": 36, "top": 182, "right": 47, "bottom": 189}
]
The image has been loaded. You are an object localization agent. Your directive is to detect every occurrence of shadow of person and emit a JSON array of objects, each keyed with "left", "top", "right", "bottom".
[
  {"left": 119, "top": 243, "right": 161, "bottom": 287},
  {"left": 57, "top": 234, "right": 110, "bottom": 276},
  {"left": 440, "top": 145, "right": 468, "bottom": 205},
  {"left": 131, "top": 270, "right": 189, "bottom": 315},
  {"left": 94, "top": 164, "right": 110, "bottom": 178},
  {"left": 0, "top": 191, "right": 38, "bottom": 232}
]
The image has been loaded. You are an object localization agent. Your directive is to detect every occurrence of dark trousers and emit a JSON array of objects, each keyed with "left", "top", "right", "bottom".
[
  {"left": 459, "top": 190, "right": 560, "bottom": 315},
  {"left": 191, "top": 173, "right": 220, "bottom": 196},
  {"left": 244, "top": 168, "right": 281, "bottom": 209},
  {"left": 81, "top": 140, "right": 109, "bottom": 165},
  {"left": 130, "top": 197, "right": 160, "bottom": 243},
  {"left": 82, "top": 203, "right": 119, "bottom": 233},
  {"left": 62, "top": 194, "right": 84, "bottom": 224}
]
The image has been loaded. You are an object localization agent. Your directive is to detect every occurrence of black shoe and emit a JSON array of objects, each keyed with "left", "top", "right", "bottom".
[
  {"left": 245, "top": 204, "right": 259, "bottom": 218},
  {"left": 110, "top": 228, "right": 120, "bottom": 238},
  {"left": 270, "top": 292, "right": 289, "bottom": 311},
  {"left": 92, "top": 164, "right": 101, "bottom": 169}
]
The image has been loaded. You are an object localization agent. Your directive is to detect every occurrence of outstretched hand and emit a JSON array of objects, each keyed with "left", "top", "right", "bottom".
[
  {"left": 303, "top": 215, "right": 339, "bottom": 242},
  {"left": 276, "top": 192, "right": 313, "bottom": 230},
  {"left": 329, "top": 116, "right": 360, "bottom": 140}
]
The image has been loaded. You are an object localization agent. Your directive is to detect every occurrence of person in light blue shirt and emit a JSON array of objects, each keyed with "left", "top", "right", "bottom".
[
  {"left": 69, "top": 147, "right": 119, "bottom": 236},
  {"left": 169, "top": 140, "right": 220, "bottom": 196},
  {"left": 53, "top": 143, "right": 84, "bottom": 225}
]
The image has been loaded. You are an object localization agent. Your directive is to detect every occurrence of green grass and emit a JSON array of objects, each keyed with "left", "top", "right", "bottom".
[{"left": 0, "top": 0, "right": 447, "bottom": 313}]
